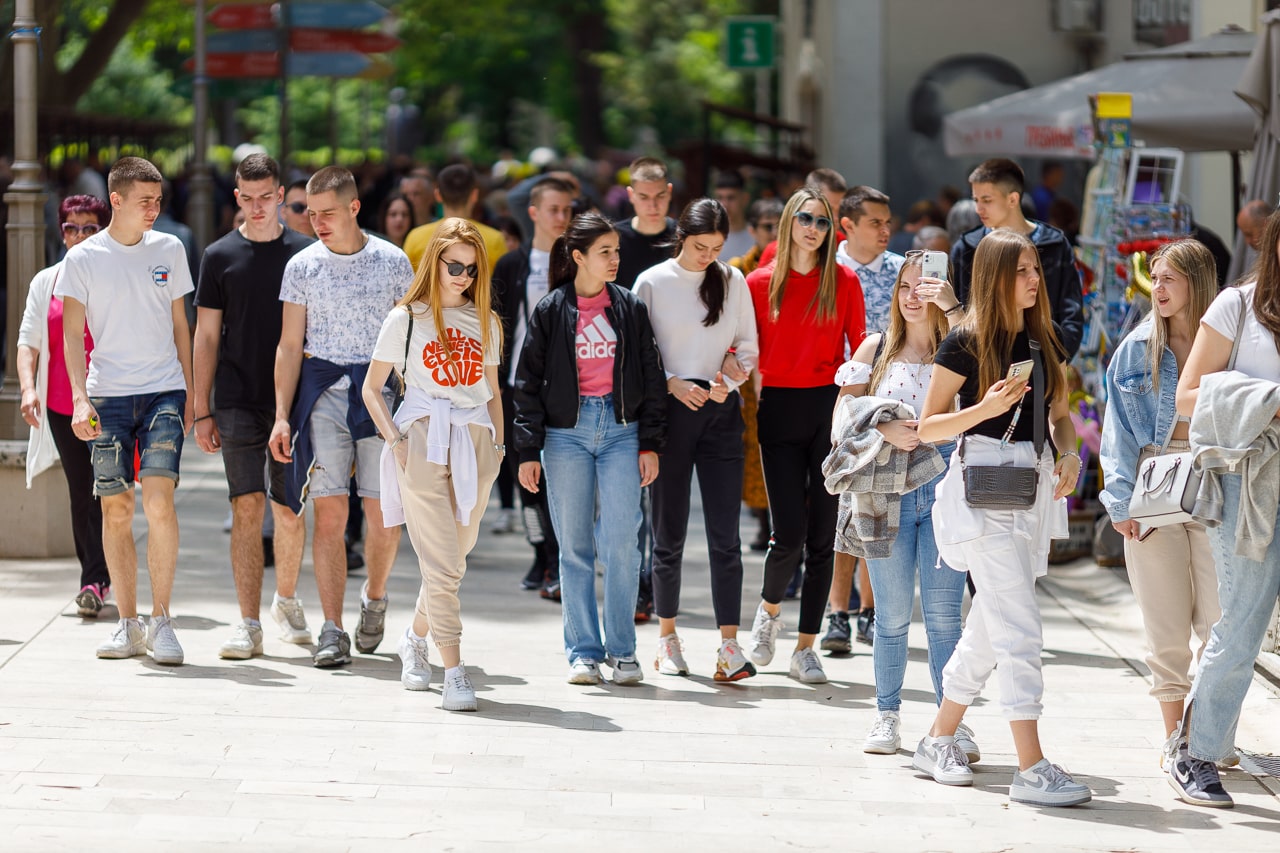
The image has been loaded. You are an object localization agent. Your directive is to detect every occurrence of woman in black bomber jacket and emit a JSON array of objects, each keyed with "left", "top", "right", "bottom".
[{"left": 512, "top": 212, "right": 667, "bottom": 686}]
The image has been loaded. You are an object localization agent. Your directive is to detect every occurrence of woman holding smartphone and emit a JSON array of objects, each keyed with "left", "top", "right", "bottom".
[
  {"left": 1099, "top": 240, "right": 1222, "bottom": 762},
  {"left": 513, "top": 212, "right": 667, "bottom": 686},
  {"left": 912, "top": 230, "right": 1090, "bottom": 807}
]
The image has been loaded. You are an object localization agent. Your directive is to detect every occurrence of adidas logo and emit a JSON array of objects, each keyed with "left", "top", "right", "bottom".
[{"left": 576, "top": 314, "right": 616, "bottom": 359}]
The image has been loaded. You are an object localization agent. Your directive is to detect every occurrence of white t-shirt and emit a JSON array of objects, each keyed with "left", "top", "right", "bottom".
[
  {"left": 280, "top": 234, "right": 413, "bottom": 366},
  {"left": 373, "top": 301, "right": 501, "bottom": 409},
  {"left": 54, "top": 229, "right": 193, "bottom": 396},
  {"left": 1201, "top": 283, "right": 1280, "bottom": 381},
  {"left": 719, "top": 228, "right": 755, "bottom": 262},
  {"left": 508, "top": 247, "right": 551, "bottom": 386}
]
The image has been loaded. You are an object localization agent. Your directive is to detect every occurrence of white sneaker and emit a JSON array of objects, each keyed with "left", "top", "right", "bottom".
[
  {"left": 606, "top": 654, "right": 645, "bottom": 685},
  {"left": 489, "top": 508, "right": 516, "bottom": 535},
  {"left": 788, "top": 647, "right": 828, "bottom": 684},
  {"left": 954, "top": 722, "right": 981, "bottom": 764},
  {"left": 270, "top": 593, "right": 311, "bottom": 644},
  {"left": 655, "top": 634, "right": 689, "bottom": 676},
  {"left": 749, "top": 603, "right": 783, "bottom": 667},
  {"left": 864, "top": 710, "right": 902, "bottom": 754},
  {"left": 441, "top": 664, "right": 478, "bottom": 712},
  {"left": 714, "top": 638, "right": 756, "bottom": 682},
  {"left": 96, "top": 617, "right": 146, "bottom": 659},
  {"left": 1010, "top": 759, "right": 1092, "bottom": 807},
  {"left": 218, "top": 621, "right": 264, "bottom": 660},
  {"left": 567, "top": 659, "right": 602, "bottom": 685},
  {"left": 912, "top": 735, "right": 973, "bottom": 786},
  {"left": 397, "top": 629, "right": 432, "bottom": 691},
  {"left": 147, "top": 613, "right": 184, "bottom": 666}
]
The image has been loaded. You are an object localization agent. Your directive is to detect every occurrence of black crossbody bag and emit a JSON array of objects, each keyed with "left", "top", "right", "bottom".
[{"left": 959, "top": 339, "right": 1044, "bottom": 511}]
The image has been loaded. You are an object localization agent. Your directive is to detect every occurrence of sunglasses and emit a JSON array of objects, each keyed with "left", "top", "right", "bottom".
[
  {"left": 793, "top": 211, "right": 832, "bottom": 233},
  {"left": 61, "top": 222, "right": 101, "bottom": 237},
  {"left": 443, "top": 260, "right": 479, "bottom": 279},
  {"left": 285, "top": 201, "right": 307, "bottom": 215}
]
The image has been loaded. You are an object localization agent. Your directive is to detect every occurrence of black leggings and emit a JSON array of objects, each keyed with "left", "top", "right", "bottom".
[
  {"left": 757, "top": 385, "right": 839, "bottom": 635},
  {"left": 47, "top": 409, "right": 110, "bottom": 588},
  {"left": 651, "top": 389, "right": 745, "bottom": 626}
]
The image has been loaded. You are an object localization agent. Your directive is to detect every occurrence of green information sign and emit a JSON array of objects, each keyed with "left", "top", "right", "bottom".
[{"left": 725, "top": 16, "right": 775, "bottom": 69}]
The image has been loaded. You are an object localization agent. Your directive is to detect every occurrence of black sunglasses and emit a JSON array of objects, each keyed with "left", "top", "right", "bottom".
[
  {"left": 285, "top": 201, "right": 307, "bottom": 215},
  {"left": 443, "top": 260, "right": 479, "bottom": 279},
  {"left": 794, "top": 211, "right": 832, "bottom": 233}
]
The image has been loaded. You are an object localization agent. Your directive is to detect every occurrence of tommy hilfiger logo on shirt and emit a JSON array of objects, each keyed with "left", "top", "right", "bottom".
[{"left": 576, "top": 314, "right": 616, "bottom": 359}]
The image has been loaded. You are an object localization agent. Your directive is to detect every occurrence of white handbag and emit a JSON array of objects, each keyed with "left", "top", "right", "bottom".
[{"left": 1127, "top": 291, "right": 1245, "bottom": 532}]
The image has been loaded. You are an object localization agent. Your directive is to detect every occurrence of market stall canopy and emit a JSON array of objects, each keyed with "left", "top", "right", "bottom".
[{"left": 943, "top": 27, "right": 1257, "bottom": 159}]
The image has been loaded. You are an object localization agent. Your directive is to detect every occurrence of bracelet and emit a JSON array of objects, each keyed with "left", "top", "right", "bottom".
[
  {"left": 1060, "top": 450, "right": 1081, "bottom": 464},
  {"left": 494, "top": 443, "right": 506, "bottom": 455},
  {"left": 194, "top": 414, "right": 214, "bottom": 423},
  {"left": 389, "top": 433, "right": 407, "bottom": 449},
  {"left": 944, "top": 303, "right": 965, "bottom": 316}
]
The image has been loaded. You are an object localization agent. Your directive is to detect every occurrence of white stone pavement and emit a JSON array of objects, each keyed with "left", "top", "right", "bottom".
[{"left": 2, "top": 445, "right": 1280, "bottom": 851}]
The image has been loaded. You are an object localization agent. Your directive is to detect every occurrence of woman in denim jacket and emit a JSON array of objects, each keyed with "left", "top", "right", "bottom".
[{"left": 1099, "top": 239, "right": 1222, "bottom": 763}]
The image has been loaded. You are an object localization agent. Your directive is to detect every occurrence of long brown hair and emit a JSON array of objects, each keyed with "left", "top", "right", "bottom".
[
  {"left": 866, "top": 255, "right": 951, "bottom": 393},
  {"left": 400, "top": 217, "right": 502, "bottom": 362},
  {"left": 1247, "top": 208, "right": 1280, "bottom": 352},
  {"left": 767, "top": 187, "right": 840, "bottom": 322},
  {"left": 1146, "top": 239, "right": 1218, "bottom": 391},
  {"left": 960, "top": 229, "right": 1064, "bottom": 404}
]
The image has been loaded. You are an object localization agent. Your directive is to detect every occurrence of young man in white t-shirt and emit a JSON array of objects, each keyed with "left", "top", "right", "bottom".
[
  {"left": 269, "top": 166, "right": 413, "bottom": 667},
  {"left": 56, "top": 156, "right": 195, "bottom": 666}
]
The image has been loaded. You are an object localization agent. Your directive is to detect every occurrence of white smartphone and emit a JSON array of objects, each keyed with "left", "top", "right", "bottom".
[
  {"left": 1006, "top": 359, "right": 1034, "bottom": 387},
  {"left": 920, "top": 250, "right": 948, "bottom": 281}
]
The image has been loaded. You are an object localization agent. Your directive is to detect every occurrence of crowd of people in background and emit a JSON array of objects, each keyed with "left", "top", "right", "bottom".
[{"left": 15, "top": 142, "right": 1280, "bottom": 813}]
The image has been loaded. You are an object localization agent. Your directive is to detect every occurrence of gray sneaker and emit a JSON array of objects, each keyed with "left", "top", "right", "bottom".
[
  {"left": 397, "top": 628, "right": 432, "bottom": 691},
  {"left": 820, "top": 611, "right": 852, "bottom": 654},
  {"left": 147, "top": 614, "right": 185, "bottom": 666},
  {"left": 441, "top": 664, "right": 478, "bottom": 712},
  {"left": 1011, "top": 759, "right": 1092, "bottom": 807},
  {"left": 96, "top": 617, "right": 146, "bottom": 659},
  {"left": 912, "top": 736, "right": 973, "bottom": 786},
  {"left": 748, "top": 603, "right": 783, "bottom": 667},
  {"left": 606, "top": 654, "right": 645, "bottom": 685},
  {"left": 355, "top": 583, "right": 387, "bottom": 654},
  {"left": 218, "top": 621, "right": 264, "bottom": 660},
  {"left": 270, "top": 593, "right": 311, "bottom": 644},
  {"left": 954, "top": 722, "right": 981, "bottom": 764},
  {"left": 1168, "top": 746, "right": 1233, "bottom": 808},
  {"left": 789, "top": 647, "right": 828, "bottom": 684},
  {"left": 314, "top": 620, "right": 352, "bottom": 668}
]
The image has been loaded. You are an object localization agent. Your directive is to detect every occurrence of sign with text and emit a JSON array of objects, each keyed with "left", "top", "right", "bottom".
[{"left": 725, "top": 16, "right": 775, "bottom": 69}]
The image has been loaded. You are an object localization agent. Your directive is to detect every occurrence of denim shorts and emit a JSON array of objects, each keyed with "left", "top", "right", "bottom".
[
  {"left": 88, "top": 390, "right": 187, "bottom": 497},
  {"left": 307, "top": 384, "right": 384, "bottom": 500},
  {"left": 215, "top": 407, "right": 286, "bottom": 502}
]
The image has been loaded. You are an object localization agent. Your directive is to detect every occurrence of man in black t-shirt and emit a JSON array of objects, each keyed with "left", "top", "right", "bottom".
[
  {"left": 193, "top": 154, "right": 315, "bottom": 660},
  {"left": 613, "top": 156, "right": 676, "bottom": 290}
]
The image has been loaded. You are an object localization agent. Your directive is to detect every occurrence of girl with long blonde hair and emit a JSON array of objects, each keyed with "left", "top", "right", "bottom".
[{"left": 363, "top": 218, "right": 505, "bottom": 712}]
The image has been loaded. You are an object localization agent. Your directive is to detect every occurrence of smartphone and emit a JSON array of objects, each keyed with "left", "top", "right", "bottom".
[
  {"left": 1006, "top": 359, "right": 1034, "bottom": 387},
  {"left": 920, "top": 250, "right": 949, "bottom": 282}
]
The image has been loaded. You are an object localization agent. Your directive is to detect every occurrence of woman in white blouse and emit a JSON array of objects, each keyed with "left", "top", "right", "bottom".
[{"left": 634, "top": 198, "right": 760, "bottom": 681}]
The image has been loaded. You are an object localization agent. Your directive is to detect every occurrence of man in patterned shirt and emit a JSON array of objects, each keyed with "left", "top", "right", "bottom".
[
  {"left": 836, "top": 186, "right": 904, "bottom": 334},
  {"left": 268, "top": 166, "right": 413, "bottom": 667}
]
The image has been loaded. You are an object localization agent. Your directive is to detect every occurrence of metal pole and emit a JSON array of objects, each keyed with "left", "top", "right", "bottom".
[
  {"left": 278, "top": 0, "right": 291, "bottom": 169},
  {"left": 189, "top": 0, "right": 213, "bottom": 255},
  {"left": 2, "top": 0, "right": 49, "bottom": 435}
]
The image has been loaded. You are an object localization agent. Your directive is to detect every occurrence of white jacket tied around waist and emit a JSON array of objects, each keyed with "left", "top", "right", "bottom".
[
  {"left": 379, "top": 385, "right": 495, "bottom": 528},
  {"left": 16, "top": 263, "right": 63, "bottom": 488}
]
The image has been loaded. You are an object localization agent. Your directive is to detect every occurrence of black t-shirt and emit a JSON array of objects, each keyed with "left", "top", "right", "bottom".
[
  {"left": 934, "top": 327, "right": 1051, "bottom": 445},
  {"left": 195, "top": 227, "right": 314, "bottom": 410},
  {"left": 613, "top": 217, "right": 676, "bottom": 290}
]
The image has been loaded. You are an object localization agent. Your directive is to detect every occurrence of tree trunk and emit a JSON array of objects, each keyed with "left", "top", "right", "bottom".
[{"left": 561, "top": 1, "right": 607, "bottom": 158}]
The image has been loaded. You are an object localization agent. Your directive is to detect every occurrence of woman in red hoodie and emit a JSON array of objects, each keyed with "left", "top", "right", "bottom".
[{"left": 745, "top": 186, "right": 865, "bottom": 684}]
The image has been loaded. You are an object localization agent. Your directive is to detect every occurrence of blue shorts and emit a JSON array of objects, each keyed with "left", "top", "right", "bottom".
[{"left": 88, "top": 390, "right": 186, "bottom": 497}]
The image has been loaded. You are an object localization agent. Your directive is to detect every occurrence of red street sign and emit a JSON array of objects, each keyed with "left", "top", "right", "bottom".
[
  {"left": 185, "top": 51, "right": 280, "bottom": 78},
  {"left": 208, "top": 4, "right": 275, "bottom": 30},
  {"left": 290, "top": 28, "right": 400, "bottom": 53}
]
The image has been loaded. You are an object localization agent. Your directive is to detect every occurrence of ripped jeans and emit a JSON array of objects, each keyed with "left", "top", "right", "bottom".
[{"left": 88, "top": 391, "right": 186, "bottom": 496}]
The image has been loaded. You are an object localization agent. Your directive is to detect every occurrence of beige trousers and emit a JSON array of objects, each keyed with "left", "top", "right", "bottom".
[
  {"left": 395, "top": 418, "right": 501, "bottom": 649},
  {"left": 1125, "top": 442, "right": 1222, "bottom": 701}
]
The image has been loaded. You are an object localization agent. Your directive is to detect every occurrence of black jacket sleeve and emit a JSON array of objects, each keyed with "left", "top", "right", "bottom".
[
  {"left": 950, "top": 237, "right": 973, "bottom": 306},
  {"left": 1043, "top": 238, "right": 1084, "bottom": 358},
  {"left": 512, "top": 299, "right": 550, "bottom": 462},
  {"left": 632, "top": 299, "right": 668, "bottom": 454}
]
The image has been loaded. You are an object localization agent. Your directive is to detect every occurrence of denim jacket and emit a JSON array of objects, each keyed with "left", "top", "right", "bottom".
[{"left": 1099, "top": 317, "right": 1180, "bottom": 522}]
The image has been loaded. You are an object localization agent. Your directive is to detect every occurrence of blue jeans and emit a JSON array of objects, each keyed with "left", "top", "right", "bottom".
[
  {"left": 1189, "top": 473, "right": 1280, "bottom": 762},
  {"left": 867, "top": 443, "right": 964, "bottom": 711},
  {"left": 543, "top": 396, "right": 642, "bottom": 664},
  {"left": 88, "top": 390, "right": 186, "bottom": 497}
]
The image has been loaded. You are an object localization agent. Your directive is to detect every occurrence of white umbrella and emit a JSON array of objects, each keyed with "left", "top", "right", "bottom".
[
  {"left": 1227, "top": 11, "right": 1280, "bottom": 283},
  {"left": 943, "top": 28, "right": 1257, "bottom": 159}
]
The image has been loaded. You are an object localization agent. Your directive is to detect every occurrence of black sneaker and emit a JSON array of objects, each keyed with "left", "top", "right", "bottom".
[
  {"left": 635, "top": 589, "right": 653, "bottom": 624},
  {"left": 313, "top": 620, "right": 352, "bottom": 668},
  {"left": 346, "top": 546, "right": 365, "bottom": 573},
  {"left": 856, "top": 607, "right": 876, "bottom": 646},
  {"left": 262, "top": 536, "right": 274, "bottom": 569},
  {"left": 1168, "top": 746, "right": 1234, "bottom": 808},
  {"left": 521, "top": 559, "right": 545, "bottom": 590},
  {"left": 820, "top": 611, "right": 852, "bottom": 654},
  {"left": 540, "top": 579, "right": 561, "bottom": 602}
]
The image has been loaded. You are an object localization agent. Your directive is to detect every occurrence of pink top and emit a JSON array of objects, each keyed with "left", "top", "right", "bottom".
[
  {"left": 575, "top": 290, "right": 615, "bottom": 397},
  {"left": 46, "top": 295, "right": 94, "bottom": 416}
]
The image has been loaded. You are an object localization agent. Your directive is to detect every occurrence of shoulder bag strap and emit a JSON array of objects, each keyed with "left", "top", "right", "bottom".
[
  {"left": 1227, "top": 287, "right": 1247, "bottom": 371},
  {"left": 1029, "top": 338, "right": 1045, "bottom": 457},
  {"left": 401, "top": 305, "right": 414, "bottom": 391}
]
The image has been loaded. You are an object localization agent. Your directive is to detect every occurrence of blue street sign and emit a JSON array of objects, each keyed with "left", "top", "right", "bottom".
[
  {"left": 285, "top": 1, "right": 388, "bottom": 29},
  {"left": 207, "top": 29, "right": 279, "bottom": 54},
  {"left": 286, "top": 50, "right": 372, "bottom": 77}
]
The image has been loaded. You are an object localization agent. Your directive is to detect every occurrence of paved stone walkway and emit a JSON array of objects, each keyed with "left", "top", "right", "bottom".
[{"left": 2, "top": 446, "right": 1279, "bottom": 851}]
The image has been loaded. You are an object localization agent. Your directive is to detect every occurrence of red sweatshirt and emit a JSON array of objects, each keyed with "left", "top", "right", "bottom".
[{"left": 747, "top": 261, "right": 865, "bottom": 388}]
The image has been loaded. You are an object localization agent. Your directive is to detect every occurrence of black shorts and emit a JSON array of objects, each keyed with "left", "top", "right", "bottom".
[{"left": 215, "top": 407, "right": 286, "bottom": 502}]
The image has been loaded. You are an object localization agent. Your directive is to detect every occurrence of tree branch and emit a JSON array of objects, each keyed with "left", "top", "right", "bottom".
[{"left": 45, "top": 0, "right": 151, "bottom": 108}]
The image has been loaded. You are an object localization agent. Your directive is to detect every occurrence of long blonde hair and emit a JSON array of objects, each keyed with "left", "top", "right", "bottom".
[
  {"left": 1145, "top": 239, "right": 1218, "bottom": 392},
  {"left": 867, "top": 255, "right": 951, "bottom": 393},
  {"left": 767, "top": 187, "right": 841, "bottom": 322},
  {"left": 960, "top": 229, "right": 1064, "bottom": 404},
  {"left": 400, "top": 217, "right": 502, "bottom": 362}
]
